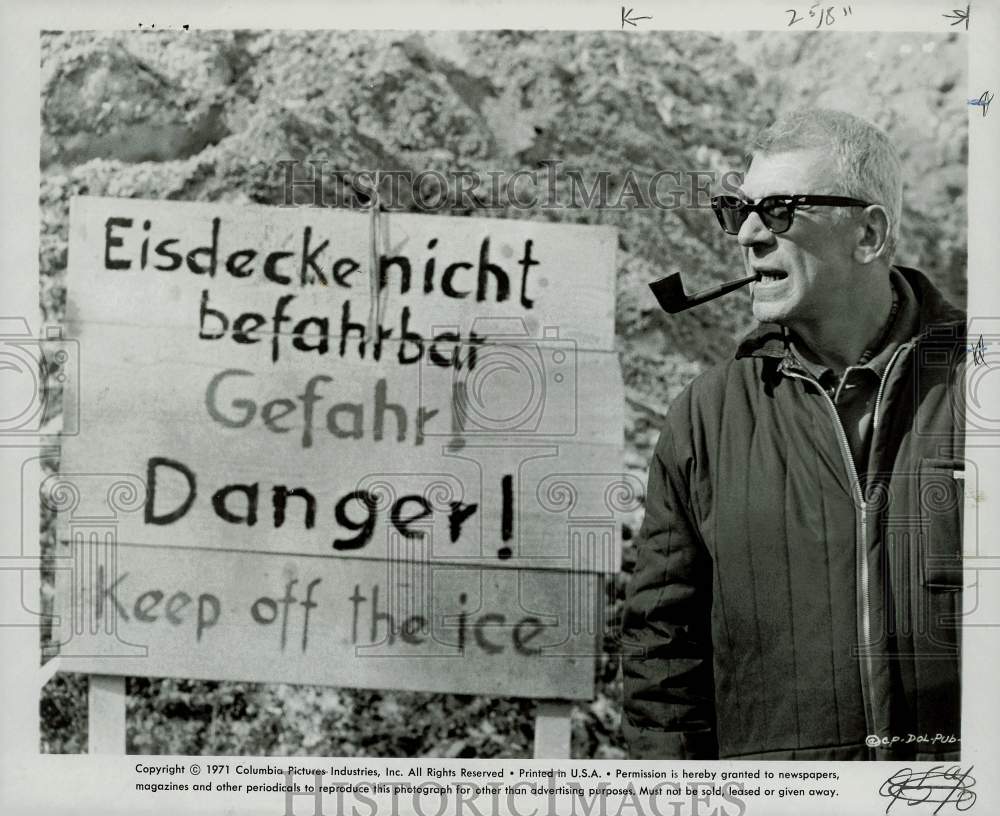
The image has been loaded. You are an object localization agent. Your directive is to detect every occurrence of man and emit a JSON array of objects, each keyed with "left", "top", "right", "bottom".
[{"left": 622, "top": 109, "right": 965, "bottom": 760}]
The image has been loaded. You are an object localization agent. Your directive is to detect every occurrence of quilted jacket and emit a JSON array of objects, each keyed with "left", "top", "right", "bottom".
[{"left": 623, "top": 266, "right": 966, "bottom": 760}]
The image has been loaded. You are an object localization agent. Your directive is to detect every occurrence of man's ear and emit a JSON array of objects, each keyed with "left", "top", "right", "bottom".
[{"left": 854, "top": 205, "right": 890, "bottom": 264}]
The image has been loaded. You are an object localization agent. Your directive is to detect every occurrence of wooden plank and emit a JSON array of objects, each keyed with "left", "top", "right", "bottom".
[
  {"left": 68, "top": 196, "right": 618, "bottom": 351},
  {"left": 87, "top": 674, "right": 126, "bottom": 754},
  {"left": 65, "top": 323, "right": 624, "bottom": 446},
  {"left": 56, "top": 549, "right": 601, "bottom": 700},
  {"left": 58, "top": 436, "right": 625, "bottom": 571},
  {"left": 533, "top": 701, "right": 573, "bottom": 758},
  {"left": 57, "top": 324, "right": 629, "bottom": 572}
]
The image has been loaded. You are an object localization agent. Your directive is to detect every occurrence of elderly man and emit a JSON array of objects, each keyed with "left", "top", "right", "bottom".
[{"left": 623, "top": 109, "right": 965, "bottom": 760}]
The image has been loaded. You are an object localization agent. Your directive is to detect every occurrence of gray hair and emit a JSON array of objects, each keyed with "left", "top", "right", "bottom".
[{"left": 748, "top": 108, "right": 903, "bottom": 260}]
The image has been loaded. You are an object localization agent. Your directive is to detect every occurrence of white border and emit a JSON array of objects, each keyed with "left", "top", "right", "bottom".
[{"left": 2, "top": 1, "right": 998, "bottom": 815}]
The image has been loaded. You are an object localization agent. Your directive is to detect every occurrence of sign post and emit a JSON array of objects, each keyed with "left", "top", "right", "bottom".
[{"left": 88, "top": 675, "right": 126, "bottom": 754}]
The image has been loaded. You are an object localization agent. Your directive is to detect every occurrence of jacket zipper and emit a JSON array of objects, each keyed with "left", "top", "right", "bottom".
[
  {"left": 872, "top": 346, "right": 907, "bottom": 437},
  {"left": 782, "top": 343, "right": 907, "bottom": 748},
  {"left": 782, "top": 366, "right": 874, "bottom": 736}
]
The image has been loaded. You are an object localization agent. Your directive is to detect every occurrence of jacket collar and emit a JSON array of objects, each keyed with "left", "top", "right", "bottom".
[{"left": 734, "top": 266, "right": 966, "bottom": 362}]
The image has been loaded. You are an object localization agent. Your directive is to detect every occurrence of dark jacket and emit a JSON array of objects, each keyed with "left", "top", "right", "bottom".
[{"left": 623, "top": 266, "right": 966, "bottom": 760}]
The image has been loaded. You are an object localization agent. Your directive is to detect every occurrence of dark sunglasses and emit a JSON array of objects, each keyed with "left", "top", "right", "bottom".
[{"left": 711, "top": 194, "right": 872, "bottom": 235}]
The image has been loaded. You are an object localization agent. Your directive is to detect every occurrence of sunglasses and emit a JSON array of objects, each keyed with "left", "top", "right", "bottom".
[{"left": 710, "top": 194, "right": 872, "bottom": 235}]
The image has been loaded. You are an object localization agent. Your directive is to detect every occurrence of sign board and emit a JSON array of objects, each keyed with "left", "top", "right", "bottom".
[{"left": 53, "top": 197, "right": 628, "bottom": 700}]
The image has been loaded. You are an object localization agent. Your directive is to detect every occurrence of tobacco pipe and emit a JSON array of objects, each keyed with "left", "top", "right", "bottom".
[{"left": 648, "top": 271, "right": 760, "bottom": 314}]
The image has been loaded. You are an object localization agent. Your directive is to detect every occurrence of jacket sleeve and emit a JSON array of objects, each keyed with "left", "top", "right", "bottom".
[{"left": 622, "top": 402, "right": 717, "bottom": 759}]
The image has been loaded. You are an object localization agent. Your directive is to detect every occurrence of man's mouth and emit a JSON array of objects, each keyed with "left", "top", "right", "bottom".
[{"left": 754, "top": 270, "right": 787, "bottom": 285}]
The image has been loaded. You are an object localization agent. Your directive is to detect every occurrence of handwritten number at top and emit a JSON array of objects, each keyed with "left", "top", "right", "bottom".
[{"left": 787, "top": 5, "right": 852, "bottom": 28}]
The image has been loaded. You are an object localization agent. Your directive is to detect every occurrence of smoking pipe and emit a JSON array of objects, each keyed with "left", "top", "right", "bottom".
[{"left": 648, "top": 271, "right": 760, "bottom": 314}]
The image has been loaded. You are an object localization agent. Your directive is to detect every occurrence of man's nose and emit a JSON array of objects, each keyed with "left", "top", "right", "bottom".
[{"left": 737, "top": 210, "right": 775, "bottom": 249}]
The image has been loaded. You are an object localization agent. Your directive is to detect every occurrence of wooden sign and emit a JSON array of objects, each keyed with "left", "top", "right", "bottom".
[{"left": 53, "top": 197, "right": 628, "bottom": 700}]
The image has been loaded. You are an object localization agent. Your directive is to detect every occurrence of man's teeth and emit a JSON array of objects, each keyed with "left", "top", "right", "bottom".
[{"left": 758, "top": 272, "right": 783, "bottom": 281}]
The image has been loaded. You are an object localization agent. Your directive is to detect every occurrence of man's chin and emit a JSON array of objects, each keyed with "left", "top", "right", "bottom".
[{"left": 751, "top": 302, "right": 789, "bottom": 324}]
